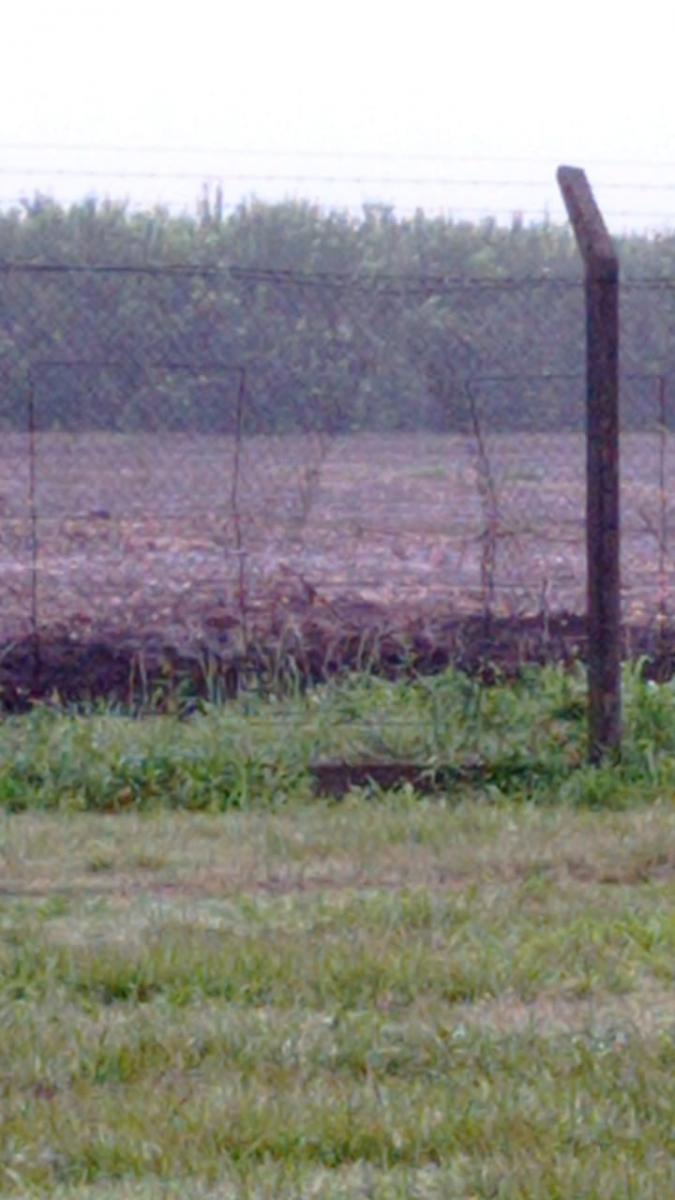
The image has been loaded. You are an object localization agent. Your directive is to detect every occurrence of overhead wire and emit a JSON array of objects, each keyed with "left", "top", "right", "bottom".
[
  {"left": 0, "top": 158, "right": 671, "bottom": 232},
  {"left": 4, "top": 143, "right": 675, "bottom": 171},
  {"left": 2, "top": 166, "right": 675, "bottom": 192}
]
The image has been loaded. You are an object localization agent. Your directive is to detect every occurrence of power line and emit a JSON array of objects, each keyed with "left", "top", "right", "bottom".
[
  {"left": 0, "top": 168, "right": 567, "bottom": 184},
  {"left": 1, "top": 167, "right": 675, "bottom": 200},
  {"left": 3, "top": 143, "right": 675, "bottom": 170}
]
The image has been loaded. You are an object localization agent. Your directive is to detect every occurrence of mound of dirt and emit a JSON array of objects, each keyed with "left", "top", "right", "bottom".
[{"left": 1, "top": 592, "right": 672, "bottom": 712}]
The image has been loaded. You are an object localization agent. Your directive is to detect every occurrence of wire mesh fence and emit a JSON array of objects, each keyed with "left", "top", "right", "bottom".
[{"left": 1, "top": 261, "right": 675, "bottom": 698}]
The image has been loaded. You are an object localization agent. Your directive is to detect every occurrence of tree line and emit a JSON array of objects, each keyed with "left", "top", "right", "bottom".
[{"left": 0, "top": 194, "right": 673, "bottom": 434}]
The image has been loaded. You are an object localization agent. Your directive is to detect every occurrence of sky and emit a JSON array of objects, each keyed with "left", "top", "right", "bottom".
[{"left": 2, "top": 0, "right": 675, "bottom": 232}]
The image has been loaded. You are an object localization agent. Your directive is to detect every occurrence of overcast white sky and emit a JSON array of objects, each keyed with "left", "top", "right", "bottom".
[{"left": 2, "top": 0, "right": 674, "bottom": 231}]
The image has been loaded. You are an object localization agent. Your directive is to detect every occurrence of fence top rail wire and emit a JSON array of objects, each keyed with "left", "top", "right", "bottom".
[
  {"left": 0, "top": 261, "right": 583, "bottom": 289},
  {"left": 0, "top": 260, "right": 673, "bottom": 286}
]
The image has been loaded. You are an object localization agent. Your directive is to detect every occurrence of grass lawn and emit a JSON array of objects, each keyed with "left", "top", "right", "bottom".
[{"left": 0, "top": 667, "right": 674, "bottom": 1197}]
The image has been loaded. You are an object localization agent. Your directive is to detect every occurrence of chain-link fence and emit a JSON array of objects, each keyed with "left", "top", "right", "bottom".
[{"left": 1, "top": 262, "right": 674, "bottom": 698}]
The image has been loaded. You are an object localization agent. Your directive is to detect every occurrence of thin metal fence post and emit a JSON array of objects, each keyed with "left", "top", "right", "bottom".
[{"left": 557, "top": 165, "right": 621, "bottom": 762}]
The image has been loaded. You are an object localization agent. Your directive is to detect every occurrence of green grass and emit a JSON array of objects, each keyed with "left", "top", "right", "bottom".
[
  {"left": 3, "top": 661, "right": 675, "bottom": 813},
  {"left": 0, "top": 799, "right": 674, "bottom": 1197},
  {"left": 0, "top": 667, "right": 674, "bottom": 1195}
]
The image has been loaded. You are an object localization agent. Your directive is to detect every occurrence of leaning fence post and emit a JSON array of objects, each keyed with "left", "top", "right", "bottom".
[{"left": 557, "top": 165, "right": 621, "bottom": 762}]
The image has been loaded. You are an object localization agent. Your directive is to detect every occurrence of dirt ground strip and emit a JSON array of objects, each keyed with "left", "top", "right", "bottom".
[
  {"left": 1, "top": 604, "right": 674, "bottom": 710},
  {"left": 1, "top": 430, "right": 675, "bottom": 703}
]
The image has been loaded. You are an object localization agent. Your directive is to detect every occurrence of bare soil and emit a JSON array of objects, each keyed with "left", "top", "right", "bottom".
[{"left": 0, "top": 430, "right": 673, "bottom": 705}]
